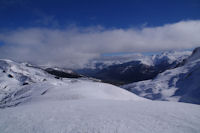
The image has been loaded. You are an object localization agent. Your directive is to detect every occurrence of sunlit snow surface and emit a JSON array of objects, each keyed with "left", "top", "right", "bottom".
[
  {"left": 0, "top": 59, "right": 200, "bottom": 133},
  {"left": 1, "top": 100, "right": 200, "bottom": 133}
]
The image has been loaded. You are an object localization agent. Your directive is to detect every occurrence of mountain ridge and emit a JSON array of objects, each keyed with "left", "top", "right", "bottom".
[
  {"left": 122, "top": 47, "right": 200, "bottom": 104},
  {"left": 77, "top": 50, "right": 191, "bottom": 85}
]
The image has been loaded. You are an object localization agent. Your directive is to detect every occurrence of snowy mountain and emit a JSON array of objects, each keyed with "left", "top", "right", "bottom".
[
  {"left": 0, "top": 59, "right": 143, "bottom": 108},
  {"left": 83, "top": 53, "right": 148, "bottom": 69},
  {"left": 82, "top": 50, "right": 191, "bottom": 69},
  {"left": 151, "top": 50, "right": 191, "bottom": 66},
  {"left": 122, "top": 47, "right": 200, "bottom": 104},
  {"left": 0, "top": 59, "right": 200, "bottom": 133},
  {"left": 77, "top": 50, "right": 191, "bottom": 85}
]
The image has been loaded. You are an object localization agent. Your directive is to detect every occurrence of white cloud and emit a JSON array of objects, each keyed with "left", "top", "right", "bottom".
[{"left": 0, "top": 20, "right": 200, "bottom": 68}]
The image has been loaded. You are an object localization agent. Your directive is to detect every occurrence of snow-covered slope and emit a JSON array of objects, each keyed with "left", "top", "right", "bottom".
[
  {"left": 0, "top": 59, "right": 200, "bottom": 133},
  {"left": 122, "top": 47, "right": 200, "bottom": 104},
  {"left": 0, "top": 59, "right": 144, "bottom": 108},
  {"left": 1, "top": 99, "right": 200, "bottom": 133}
]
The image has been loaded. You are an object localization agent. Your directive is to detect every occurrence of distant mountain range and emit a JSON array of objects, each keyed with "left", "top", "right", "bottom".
[
  {"left": 76, "top": 50, "right": 191, "bottom": 85},
  {"left": 122, "top": 47, "right": 200, "bottom": 104}
]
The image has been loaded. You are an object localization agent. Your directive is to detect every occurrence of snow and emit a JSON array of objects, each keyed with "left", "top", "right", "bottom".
[
  {"left": 30, "top": 79, "right": 145, "bottom": 102},
  {"left": 1, "top": 58, "right": 200, "bottom": 133},
  {"left": 122, "top": 48, "right": 200, "bottom": 104},
  {"left": 84, "top": 53, "right": 144, "bottom": 69},
  {"left": 0, "top": 59, "right": 144, "bottom": 108},
  {"left": 138, "top": 56, "right": 154, "bottom": 66},
  {"left": 83, "top": 50, "right": 192, "bottom": 70},
  {"left": 0, "top": 100, "right": 200, "bottom": 133},
  {"left": 151, "top": 50, "right": 192, "bottom": 65}
]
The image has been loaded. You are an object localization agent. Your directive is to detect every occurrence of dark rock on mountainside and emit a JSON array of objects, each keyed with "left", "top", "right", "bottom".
[
  {"left": 77, "top": 51, "right": 191, "bottom": 85},
  {"left": 45, "top": 68, "right": 82, "bottom": 78},
  {"left": 77, "top": 60, "right": 182, "bottom": 85}
]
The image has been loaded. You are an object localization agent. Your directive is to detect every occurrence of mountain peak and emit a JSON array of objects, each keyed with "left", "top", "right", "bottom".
[{"left": 186, "top": 47, "right": 200, "bottom": 63}]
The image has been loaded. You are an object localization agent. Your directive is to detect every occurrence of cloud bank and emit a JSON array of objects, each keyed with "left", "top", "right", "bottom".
[{"left": 0, "top": 20, "right": 200, "bottom": 68}]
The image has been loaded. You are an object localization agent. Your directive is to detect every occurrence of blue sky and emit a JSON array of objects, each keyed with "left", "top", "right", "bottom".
[
  {"left": 0, "top": 0, "right": 200, "bottom": 29},
  {"left": 0, "top": 0, "right": 200, "bottom": 67}
]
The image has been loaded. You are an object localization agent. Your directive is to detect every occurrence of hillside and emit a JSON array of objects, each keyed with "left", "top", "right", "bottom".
[{"left": 122, "top": 47, "right": 200, "bottom": 104}]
